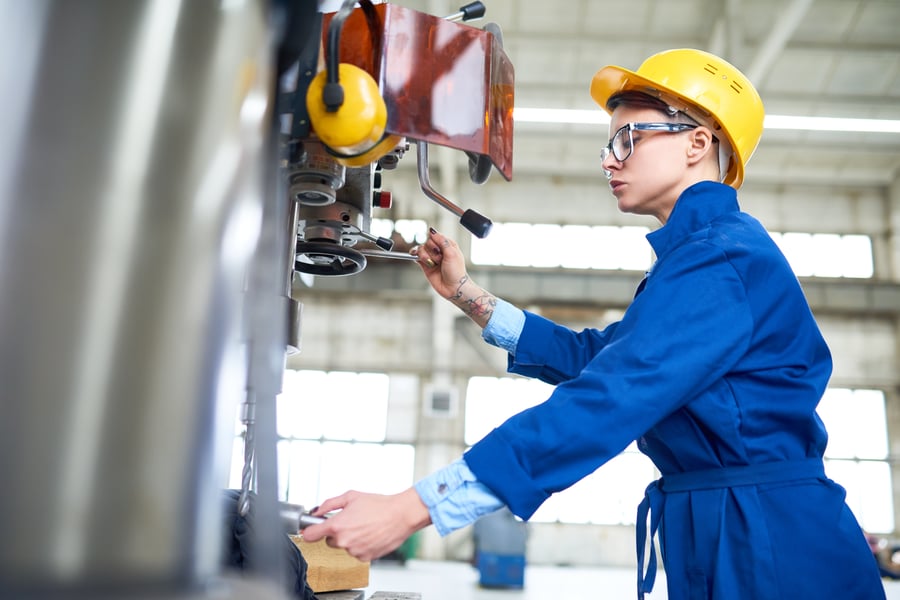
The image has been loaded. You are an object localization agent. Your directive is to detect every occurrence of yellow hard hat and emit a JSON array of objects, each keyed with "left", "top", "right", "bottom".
[{"left": 590, "top": 48, "right": 764, "bottom": 188}]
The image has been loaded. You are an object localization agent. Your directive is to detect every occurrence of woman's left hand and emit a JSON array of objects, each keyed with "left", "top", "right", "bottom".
[{"left": 300, "top": 487, "right": 432, "bottom": 563}]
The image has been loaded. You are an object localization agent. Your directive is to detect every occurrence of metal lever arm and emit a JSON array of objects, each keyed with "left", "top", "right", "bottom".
[
  {"left": 279, "top": 504, "right": 328, "bottom": 532},
  {"left": 298, "top": 512, "right": 327, "bottom": 529},
  {"left": 415, "top": 141, "right": 493, "bottom": 239}
]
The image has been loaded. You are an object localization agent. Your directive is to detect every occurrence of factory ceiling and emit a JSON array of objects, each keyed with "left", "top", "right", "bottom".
[{"left": 395, "top": 0, "right": 900, "bottom": 190}]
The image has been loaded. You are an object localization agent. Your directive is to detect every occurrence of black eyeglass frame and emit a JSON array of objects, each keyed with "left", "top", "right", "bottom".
[{"left": 601, "top": 122, "right": 699, "bottom": 177}]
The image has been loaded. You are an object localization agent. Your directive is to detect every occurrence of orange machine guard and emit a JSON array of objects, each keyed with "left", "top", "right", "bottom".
[{"left": 323, "top": 3, "right": 514, "bottom": 181}]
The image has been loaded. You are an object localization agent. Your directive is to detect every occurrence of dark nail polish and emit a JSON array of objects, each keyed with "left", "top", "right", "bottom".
[{"left": 429, "top": 227, "right": 437, "bottom": 234}]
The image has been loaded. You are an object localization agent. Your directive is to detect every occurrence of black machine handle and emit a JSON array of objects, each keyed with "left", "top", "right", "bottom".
[
  {"left": 460, "top": 208, "right": 493, "bottom": 239},
  {"left": 445, "top": 1, "right": 486, "bottom": 22},
  {"left": 415, "top": 141, "right": 493, "bottom": 239}
]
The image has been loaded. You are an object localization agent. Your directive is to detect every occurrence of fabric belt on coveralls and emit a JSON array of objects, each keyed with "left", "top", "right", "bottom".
[{"left": 634, "top": 458, "right": 826, "bottom": 599}]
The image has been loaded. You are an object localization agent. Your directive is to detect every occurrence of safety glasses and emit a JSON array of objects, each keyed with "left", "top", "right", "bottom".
[{"left": 601, "top": 122, "right": 698, "bottom": 178}]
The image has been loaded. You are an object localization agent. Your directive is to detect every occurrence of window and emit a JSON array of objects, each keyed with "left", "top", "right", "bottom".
[
  {"left": 371, "top": 218, "right": 428, "bottom": 245},
  {"left": 277, "top": 370, "right": 388, "bottom": 442},
  {"left": 229, "top": 370, "right": 415, "bottom": 509},
  {"left": 275, "top": 440, "right": 415, "bottom": 509},
  {"left": 464, "top": 376, "right": 550, "bottom": 444},
  {"left": 470, "top": 222, "right": 652, "bottom": 271},
  {"left": 464, "top": 376, "right": 657, "bottom": 525},
  {"left": 527, "top": 441, "right": 655, "bottom": 525},
  {"left": 818, "top": 388, "right": 893, "bottom": 532},
  {"left": 372, "top": 219, "right": 877, "bottom": 280},
  {"left": 770, "top": 232, "right": 873, "bottom": 278}
]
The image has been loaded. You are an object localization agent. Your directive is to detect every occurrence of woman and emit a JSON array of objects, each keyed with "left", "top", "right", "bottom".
[{"left": 302, "top": 49, "right": 885, "bottom": 599}]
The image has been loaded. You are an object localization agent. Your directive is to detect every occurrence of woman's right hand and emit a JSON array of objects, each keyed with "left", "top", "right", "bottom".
[
  {"left": 412, "top": 227, "right": 498, "bottom": 329},
  {"left": 412, "top": 227, "right": 470, "bottom": 300}
]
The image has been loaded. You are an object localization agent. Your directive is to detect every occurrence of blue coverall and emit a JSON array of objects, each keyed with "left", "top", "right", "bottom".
[{"left": 464, "top": 181, "right": 885, "bottom": 599}]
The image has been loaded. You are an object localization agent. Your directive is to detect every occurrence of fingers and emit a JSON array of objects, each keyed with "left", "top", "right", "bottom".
[
  {"left": 300, "top": 489, "right": 429, "bottom": 563},
  {"left": 413, "top": 227, "right": 457, "bottom": 269},
  {"left": 411, "top": 246, "right": 439, "bottom": 270},
  {"left": 300, "top": 493, "right": 348, "bottom": 542},
  {"left": 312, "top": 492, "right": 353, "bottom": 516},
  {"left": 299, "top": 520, "right": 328, "bottom": 543},
  {"left": 425, "top": 227, "right": 452, "bottom": 255},
  {"left": 410, "top": 244, "right": 437, "bottom": 270},
  {"left": 299, "top": 507, "right": 375, "bottom": 560}
]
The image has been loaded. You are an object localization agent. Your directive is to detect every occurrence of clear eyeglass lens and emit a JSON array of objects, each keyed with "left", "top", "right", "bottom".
[
  {"left": 600, "top": 145, "right": 610, "bottom": 163},
  {"left": 601, "top": 125, "right": 633, "bottom": 163},
  {"left": 600, "top": 145, "right": 611, "bottom": 179},
  {"left": 601, "top": 125, "right": 631, "bottom": 179},
  {"left": 612, "top": 126, "right": 632, "bottom": 162}
]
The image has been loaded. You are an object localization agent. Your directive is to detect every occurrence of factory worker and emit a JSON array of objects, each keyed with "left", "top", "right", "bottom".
[{"left": 302, "top": 49, "right": 885, "bottom": 600}]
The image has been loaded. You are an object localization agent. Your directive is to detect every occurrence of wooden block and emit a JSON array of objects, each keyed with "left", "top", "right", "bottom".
[{"left": 289, "top": 534, "right": 370, "bottom": 593}]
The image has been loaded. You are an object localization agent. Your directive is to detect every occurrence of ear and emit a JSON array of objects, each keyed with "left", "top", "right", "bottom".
[{"left": 685, "top": 127, "right": 716, "bottom": 167}]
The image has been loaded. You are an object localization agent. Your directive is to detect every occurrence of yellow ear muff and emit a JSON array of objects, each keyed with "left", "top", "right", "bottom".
[{"left": 306, "top": 63, "right": 389, "bottom": 159}]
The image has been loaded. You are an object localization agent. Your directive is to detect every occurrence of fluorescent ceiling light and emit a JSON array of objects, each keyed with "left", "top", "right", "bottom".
[
  {"left": 514, "top": 108, "right": 608, "bottom": 125},
  {"left": 763, "top": 115, "right": 900, "bottom": 133},
  {"left": 513, "top": 107, "right": 900, "bottom": 134}
]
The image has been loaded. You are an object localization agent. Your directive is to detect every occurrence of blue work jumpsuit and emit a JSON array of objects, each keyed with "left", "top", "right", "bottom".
[{"left": 464, "top": 181, "right": 885, "bottom": 599}]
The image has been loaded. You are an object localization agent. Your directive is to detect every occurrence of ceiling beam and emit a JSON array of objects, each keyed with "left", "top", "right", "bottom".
[{"left": 745, "top": 0, "right": 815, "bottom": 83}]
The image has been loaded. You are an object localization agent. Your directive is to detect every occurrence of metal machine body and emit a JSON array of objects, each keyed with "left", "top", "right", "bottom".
[{"left": 0, "top": 0, "right": 276, "bottom": 596}]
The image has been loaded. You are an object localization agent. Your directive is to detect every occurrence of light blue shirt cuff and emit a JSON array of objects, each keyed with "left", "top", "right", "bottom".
[
  {"left": 414, "top": 458, "right": 505, "bottom": 537},
  {"left": 481, "top": 298, "right": 525, "bottom": 355}
]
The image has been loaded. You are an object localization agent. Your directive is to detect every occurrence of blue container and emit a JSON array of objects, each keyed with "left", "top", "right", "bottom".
[{"left": 476, "top": 552, "right": 525, "bottom": 588}]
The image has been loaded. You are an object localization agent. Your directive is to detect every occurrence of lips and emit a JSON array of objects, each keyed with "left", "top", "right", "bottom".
[{"left": 609, "top": 179, "right": 625, "bottom": 194}]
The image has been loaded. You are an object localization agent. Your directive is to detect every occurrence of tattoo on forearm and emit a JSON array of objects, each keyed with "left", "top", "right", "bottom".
[
  {"left": 465, "top": 294, "right": 497, "bottom": 318},
  {"left": 449, "top": 275, "right": 496, "bottom": 321},
  {"left": 449, "top": 275, "right": 469, "bottom": 302}
]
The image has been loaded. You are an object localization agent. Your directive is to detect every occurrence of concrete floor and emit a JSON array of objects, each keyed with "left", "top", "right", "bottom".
[{"left": 362, "top": 559, "right": 900, "bottom": 600}]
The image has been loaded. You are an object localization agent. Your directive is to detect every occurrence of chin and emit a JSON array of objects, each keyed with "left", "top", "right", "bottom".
[{"left": 617, "top": 197, "right": 639, "bottom": 215}]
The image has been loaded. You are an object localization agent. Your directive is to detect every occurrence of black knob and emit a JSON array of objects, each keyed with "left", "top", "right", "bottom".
[
  {"left": 460, "top": 208, "right": 492, "bottom": 239},
  {"left": 459, "top": 1, "right": 486, "bottom": 21}
]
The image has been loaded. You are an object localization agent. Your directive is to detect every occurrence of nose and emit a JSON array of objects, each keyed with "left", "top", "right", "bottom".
[{"left": 601, "top": 151, "right": 620, "bottom": 178}]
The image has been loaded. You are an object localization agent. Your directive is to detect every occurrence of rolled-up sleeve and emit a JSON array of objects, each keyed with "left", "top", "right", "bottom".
[
  {"left": 481, "top": 298, "right": 525, "bottom": 355},
  {"left": 414, "top": 459, "right": 505, "bottom": 536}
]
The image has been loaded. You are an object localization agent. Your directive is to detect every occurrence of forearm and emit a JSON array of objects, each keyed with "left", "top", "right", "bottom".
[{"left": 446, "top": 275, "right": 497, "bottom": 329}]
